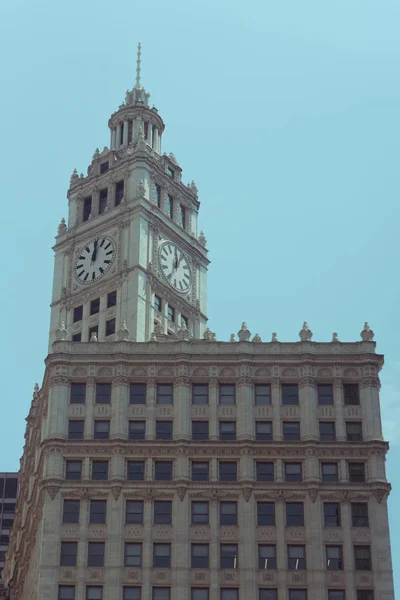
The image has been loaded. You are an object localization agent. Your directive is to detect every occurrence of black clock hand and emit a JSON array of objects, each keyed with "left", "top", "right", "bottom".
[{"left": 91, "top": 239, "right": 98, "bottom": 263}]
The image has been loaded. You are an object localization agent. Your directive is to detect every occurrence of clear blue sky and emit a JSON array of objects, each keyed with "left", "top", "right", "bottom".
[{"left": 0, "top": 0, "right": 399, "bottom": 589}]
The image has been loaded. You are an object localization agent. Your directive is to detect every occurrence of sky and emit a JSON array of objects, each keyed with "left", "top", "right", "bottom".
[{"left": 0, "top": 0, "right": 399, "bottom": 589}]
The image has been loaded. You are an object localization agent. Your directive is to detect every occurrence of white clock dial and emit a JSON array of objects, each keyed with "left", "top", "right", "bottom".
[
  {"left": 159, "top": 241, "right": 191, "bottom": 293},
  {"left": 74, "top": 236, "right": 115, "bottom": 284}
]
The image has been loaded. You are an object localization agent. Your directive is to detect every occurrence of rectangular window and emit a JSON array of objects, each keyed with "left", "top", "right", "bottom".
[
  {"left": 259, "top": 591, "right": 278, "bottom": 600},
  {"left": 219, "top": 461, "right": 237, "bottom": 482},
  {"left": 89, "top": 325, "right": 98, "bottom": 340},
  {"left": 220, "top": 544, "right": 238, "bottom": 569},
  {"left": 221, "top": 591, "right": 238, "bottom": 600},
  {"left": 219, "top": 421, "right": 236, "bottom": 441},
  {"left": 191, "top": 501, "right": 209, "bottom": 525},
  {"left": 153, "top": 543, "right": 171, "bottom": 568},
  {"left": 60, "top": 541, "right": 78, "bottom": 566},
  {"left": 152, "top": 589, "right": 170, "bottom": 600},
  {"left": 191, "top": 590, "right": 209, "bottom": 600},
  {"left": 284, "top": 463, "right": 302, "bottom": 482},
  {"left": 90, "top": 298, "right": 100, "bottom": 315},
  {"left": 154, "top": 461, "right": 173, "bottom": 481},
  {"left": 326, "top": 545, "right": 343, "bottom": 570},
  {"left": 95, "top": 383, "right": 111, "bottom": 404},
  {"left": 105, "top": 318, "right": 115, "bottom": 336},
  {"left": 344, "top": 383, "right": 360, "bottom": 405},
  {"left": 191, "top": 544, "right": 209, "bottom": 568},
  {"left": 287, "top": 545, "right": 306, "bottom": 570},
  {"left": 256, "top": 462, "right": 274, "bottom": 482},
  {"left": 107, "top": 290, "right": 117, "bottom": 308},
  {"left": 317, "top": 384, "right": 334, "bottom": 405},
  {"left": 348, "top": 463, "right": 366, "bottom": 483},
  {"left": 181, "top": 314, "right": 188, "bottom": 328},
  {"left": 63, "top": 500, "right": 80, "bottom": 524},
  {"left": 154, "top": 184, "right": 161, "bottom": 207},
  {"left": 322, "top": 462, "right": 339, "bottom": 482},
  {"left": 126, "top": 500, "right": 144, "bottom": 524},
  {"left": 219, "top": 384, "right": 236, "bottom": 405},
  {"left": 192, "top": 421, "right": 209, "bottom": 441},
  {"left": 69, "top": 383, "right": 86, "bottom": 404},
  {"left": 192, "top": 384, "right": 209, "bottom": 405},
  {"left": 165, "top": 194, "right": 173, "bottom": 218},
  {"left": 281, "top": 384, "right": 299, "bottom": 405},
  {"left": 154, "top": 501, "right": 172, "bottom": 525},
  {"left": 351, "top": 503, "right": 369, "bottom": 527},
  {"left": 86, "top": 589, "right": 102, "bottom": 600},
  {"left": 324, "top": 503, "right": 341, "bottom": 527},
  {"left": 66, "top": 460, "right": 82, "bottom": 480},
  {"left": 72, "top": 333, "right": 81, "bottom": 342},
  {"left": 192, "top": 462, "right": 209, "bottom": 482},
  {"left": 125, "top": 543, "right": 142, "bottom": 567},
  {"left": 130, "top": 383, "right": 146, "bottom": 405},
  {"left": 73, "top": 305, "right": 83, "bottom": 322},
  {"left": 178, "top": 204, "right": 186, "bottom": 228},
  {"left": 167, "top": 304, "right": 175, "bottom": 321},
  {"left": 88, "top": 542, "right": 105, "bottom": 567},
  {"left": 257, "top": 502, "right": 275, "bottom": 526},
  {"left": 283, "top": 421, "right": 300, "bottom": 441},
  {"left": 288, "top": 592, "right": 307, "bottom": 600},
  {"left": 167, "top": 167, "right": 174, "bottom": 179},
  {"left": 94, "top": 420, "right": 110, "bottom": 440},
  {"left": 123, "top": 588, "right": 141, "bottom": 600},
  {"left": 100, "top": 161, "right": 109, "bottom": 174},
  {"left": 255, "top": 421, "right": 273, "bottom": 441},
  {"left": 127, "top": 461, "right": 145, "bottom": 481},
  {"left": 286, "top": 502, "right": 304, "bottom": 526},
  {"left": 258, "top": 545, "right": 277, "bottom": 569},
  {"left": 68, "top": 420, "right": 84, "bottom": 440},
  {"left": 319, "top": 421, "right": 336, "bottom": 442},
  {"left": 90, "top": 500, "right": 107, "bottom": 524},
  {"left": 328, "top": 592, "right": 345, "bottom": 600},
  {"left": 58, "top": 587, "right": 76, "bottom": 600},
  {"left": 356, "top": 592, "right": 374, "bottom": 600},
  {"left": 156, "top": 421, "right": 173, "bottom": 440},
  {"left": 255, "top": 384, "right": 271, "bottom": 405},
  {"left": 99, "top": 188, "right": 108, "bottom": 214},
  {"left": 91, "top": 460, "right": 109, "bottom": 480},
  {"left": 157, "top": 384, "right": 173, "bottom": 405},
  {"left": 129, "top": 421, "right": 146, "bottom": 440},
  {"left": 354, "top": 545, "right": 372, "bottom": 570},
  {"left": 83, "top": 196, "right": 92, "bottom": 222},
  {"left": 220, "top": 502, "right": 237, "bottom": 525},
  {"left": 154, "top": 294, "right": 162, "bottom": 312},
  {"left": 346, "top": 421, "right": 363, "bottom": 441},
  {"left": 115, "top": 180, "right": 124, "bottom": 206}
]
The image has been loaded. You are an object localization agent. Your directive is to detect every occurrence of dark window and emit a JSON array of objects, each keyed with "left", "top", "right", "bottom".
[
  {"left": 283, "top": 421, "right": 300, "bottom": 441},
  {"left": 257, "top": 502, "right": 275, "bottom": 526},
  {"left": 284, "top": 463, "right": 302, "bottom": 482},
  {"left": 349, "top": 463, "right": 366, "bottom": 483},
  {"left": 191, "top": 502, "right": 209, "bottom": 525},
  {"left": 344, "top": 384, "right": 360, "bottom": 405},
  {"left": 219, "top": 461, "right": 237, "bottom": 481},
  {"left": 192, "top": 384, "right": 209, "bottom": 405},
  {"left": 220, "top": 502, "right": 237, "bottom": 525},
  {"left": 144, "top": 122, "right": 149, "bottom": 139},
  {"left": 281, "top": 384, "right": 299, "bottom": 405},
  {"left": 70, "top": 383, "right": 86, "bottom": 404},
  {"left": 105, "top": 318, "right": 115, "bottom": 336},
  {"left": 99, "top": 188, "right": 108, "bottom": 214},
  {"left": 123, "top": 588, "right": 141, "bottom": 600},
  {"left": 115, "top": 180, "right": 124, "bottom": 206},
  {"left": 165, "top": 194, "right": 173, "bottom": 218},
  {"left": 256, "top": 462, "right": 274, "bottom": 482},
  {"left": 259, "top": 591, "right": 278, "bottom": 600},
  {"left": 3, "top": 501, "right": 16, "bottom": 511},
  {"left": 127, "top": 461, "right": 145, "bottom": 481},
  {"left": 192, "top": 462, "right": 209, "bottom": 481},
  {"left": 317, "top": 384, "right": 334, "bottom": 405},
  {"left": 73, "top": 305, "right": 83, "bottom": 322},
  {"left": 89, "top": 325, "right": 98, "bottom": 340},
  {"left": 219, "top": 384, "right": 235, "bottom": 405},
  {"left": 154, "top": 184, "right": 161, "bottom": 208},
  {"left": 94, "top": 420, "right": 110, "bottom": 440},
  {"left": 129, "top": 421, "right": 146, "bottom": 440},
  {"left": 255, "top": 421, "right": 273, "bottom": 441},
  {"left": 191, "top": 590, "right": 209, "bottom": 600},
  {"left": 287, "top": 545, "right": 306, "bottom": 570},
  {"left": 167, "top": 167, "right": 174, "bottom": 179},
  {"left": 66, "top": 460, "right": 82, "bottom": 480},
  {"left": 167, "top": 304, "right": 175, "bottom": 322},
  {"left": 130, "top": 383, "right": 146, "bottom": 404},
  {"left": 154, "top": 295, "right": 162, "bottom": 312},
  {"left": 220, "top": 544, "right": 238, "bottom": 569},
  {"left": 179, "top": 204, "right": 186, "bottom": 228},
  {"left": 191, "top": 544, "right": 209, "bottom": 568},
  {"left": 83, "top": 196, "right": 92, "bottom": 222},
  {"left": 95, "top": 383, "right": 111, "bottom": 404},
  {"left": 288, "top": 592, "right": 307, "bottom": 600},
  {"left": 219, "top": 421, "right": 236, "bottom": 441},
  {"left": 88, "top": 542, "right": 105, "bottom": 567},
  {"left": 90, "top": 298, "right": 100, "bottom": 315},
  {"left": 346, "top": 422, "right": 363, "bottom": 441},
  {"left": 255, "top": 384, "right": 271, "bottom": 405},
  {"left": 220, "top": 591, "right": 238, "bottom": 600},
  {"left": 152, "top": 589, "right": 170, "bottom": 600},
  {"left": 58, "top": 587, "right": 76, "bottom": 600},
  {"left": 125, "top": 543, "right": 142, "bottom": 567},
  {"left": 72, "top": 333, "right": 82, "bottom": 342},
  {"left": 63, "top": 500, "right": 80, "bottom": 524},
  {"left": 181, "top": 314, "right": 188, "bottom": 328},
  {"left": 192, "top": 421, "right": 209, "bottom": 441},
  {"left": 155, "top": 461, "right": 172, "bottom": 481},
  {"left": 100, "top": 162, "right": 109, "bottom": 174},
  {"left": 324, "top": 503, "right": 341, "bottom": 527},
  {"left": 328, "top": 592, "right": 345, "bottom": 600},
  {"left": 157, "top": 384, "right": 173, "bottom": 405},
  {"left": 326, "top": 545, "right": 343, "bottom": 570},
  {"left": 2, "top": 518, "right": 14, "bottom": 527},
  {"left": 351, "top": 503, "right": 369, "bottom": 527},
  {"left": 356, "top": 592, "right": 374, "bottom": 600},
  {"left": 322, "top": 462, "right": 339, "bottom": 482},
  {"left": 0, "top": 534, "right": 9, "bottom": 543},
  {"left": 126, "top": 500, "right": 144, "bottom": 524},
  {"left": 154, "top": 501, "right": 172, "bottom": 525},
  {"left": 92, "top": 460, "right": 109, "bottom": 480},
  {"left": 319, "top": 421, "right": 336, "bottom": 442},
  {"left": 156, "top": 421, "right": 173, "bottom": 440},
  {"left": 153, "top": 543, "right": 171, "bottom": 568},
  {"left": 60, "top": 541, "right": 77, "bottom": 566},
  {"left": 354, "top": 545, "right": 372, "bottom": 570},
  {"left": 107, "top": 290, "right": 117, "bottom": 308},
  {"left": 86, "top": 588, "right": 103, "bottom": 600},
  {"left": 68, "top": 420, "right": 84, "bottom": 440},
  {"left": 286, "top": 502, "right": 304, "bottom": 526},
  {"left": 258, "top": 545, "right": 277, "bottom": 569},
  {"left": 90, "top": 500, "right": 107, "bottom": 524}
]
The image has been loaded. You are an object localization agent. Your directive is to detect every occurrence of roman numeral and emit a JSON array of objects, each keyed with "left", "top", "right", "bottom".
[
  {"left": 161, "top": 265, "right": 168, "bottom": 270},
  {"left": 168, "top": 245, "right": 172, "bottom": 254},
  {"left": 182, "top": 265, "right": 189, "bottom": 270},
  {"left": 105, "top": 250, "right": 113, "bottom": 256},
  {"left": 86, "top": 247, "right": 90, "bottom": 253},
  {"left": 179, "top": 281, "right": 183, "bottom": 290},
  {"left": 92, "top": 272, "right": 96, "bottom": 280},
  {"left": 184, "top": 273, "right": 190, "bottom": 279},
  {"left": 99, "top": 267, "right": 104, "bottom": 274},
  {"left": 100, "top": 239, "right": 105, "bottom": 247},
  {"left": 104, "top": 260, "right": 111, "bottom": 264},
  {"left": 78, "top": 270, "right": 85, "bottom": 278},
  {"left": 76, "top": 264, "right": 83, "bottom": 270},
  {"left": 79, "top": 256, "right": 85, "bottom": 260},
  {"left": 167, "top": 273, "right": 172, "bottom": 280},
  {"left": 174, "top": 278, "right": 177, "bottom": 287},
  {"left": 104, "top": 243, "right": 111, "bottom": 250},
  {"left": 84, "top": 273, "right": 89, "bottom": 281}
]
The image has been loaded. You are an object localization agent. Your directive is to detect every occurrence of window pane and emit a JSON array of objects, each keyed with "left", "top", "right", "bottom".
[
  {"left": 319, "top": 421, "right": 336, "bottom": 441},
  {"left": 107, "top": 290, "right": 117, "bottom": 307},
  {"left": 284, "top": 463, "right": 302, "bottom": 482},
  {"left": 346, "top": 421, "right": 363, "bottom": 441},
  {"left": 126, "top": 501, "right": 144, "bottom": 524},
  {"left": 219, "top": 384, "right": 235, "bottom": 405},
  {"left": 86, "top": 587, "right": 103, "bottom": 600},
  {"left": 258, "top": 545, "right": 277, "bottom": 569},
  {"left": 219, "top": 462, "right": 237, "bottom": 481},
  {"left": 129, "top": 421, "right": 146, "bottom": 440},
  {"left": 324, "top": 503, "right": 341, "bottom": 527},
  {"left": 220, "top": 589, "right": 238, "bottom": 600},
  {"left": 287, "top": 545, "right": 306, "bottom": 569},
  {"left": 220, "top": 502, "right": 237, "bottom": 525},
  {"left": 344, "top": 383, "right": 359, "bottom": 405},
  {"left": 351, "top": 503, "right": 369, "bottom": 527},
  {"left": 58, "top": 587, "right": 76, "bottom": 600},
  {"left": 326, "top": 546, "right": 343, "bottom": 570},
  {"left": 220, "top": 544, "right": 238, "bottom": 569},
  {"left": 191, "top": 544, "right": 209, "bottom": 568},
  {"left": 256, "top": 462, "right": 274, "bottom": 482},
  {"left": 155, "top": 461, "right": 173, "bottom": 481},
  {"left": 192, "top": 462, "right": 209, "bottom": 481},
  {"left": 90, "top": 500, "right": 107, "bottom": 524},
  {"left": 152, "top": 589, "right": 170, "bottom": 600},
  {"left": 153, "top": 543, "right": 171, "bottom": 568},
  {"left": 125, "top": 543, "right": 142, "bottom": 567},
  {"left": 317, "top": 384, "right": 333, "bottom": 405},
  {"left": 130, "top": 383, "right": 146, "bottom": 404},
  {"left": 192, "top": 421, "right": 209, "bottom": 441},
  {"left": 63, "top": 500, "right": 80, "bottom": 524},
  {"left": 156, "top": 421, "right": 173, "bottom": 440},
  {"left": 286, "top": 502, "right": 304, "bottom": 526},
  {"left": 255, "top": 384, "right": 271, "bottom": 405},
  {"left": 322, "top": 463, "right": 338, "bottom": 482},
  {"left": 192, "top": 590, "right": 209, "bottom": 600},
  {"left": 281, "top": 384, "right": 299, "bottom": 405},
  {"left": 154, "top": 501, "right": 172, "bottom": 525},
  {"left": 92, "top": 461, "right": 109, "bottom": 480},
  {"left": 259, "top": 591, "right": 277, "bottom": 600},
  {"left": 192, "top": 384, "right": 209, "bottom": 405},
  {"left": 127, "top": 461, "right": 145, "bottom": 481},
  {"left": 94, "top": 420, "right": 110, "bottom": 440},
  {"left": 348, "top": 463, "right": 366, "bottom": 483},
  {"left": 123, "top": 588, "right": 141, "bottom": 600},
  {"left": 219, "top": 421, "right": 236, "bottom": 440},
  {"left": 257, "top": 502, "right": 275, "bottom": 526},
  {"left": 283, "top": 421, "right": 300, "bottom": 441},
  {"left": 157, "top": 384, "right": 173, "bottom": 405},
  {"left": 60, "top": 542, "right": 77, "bottom": 566},
  {"left": 70, "top": 383, "right": 86, "bottom": 404},
  {"left": 328, "top": 592, "right": 345, "bottom": 600},
  {"left": 95, "top": 383, "right": 111, "bottom": 404},
  {"left": 68, "top": 420, "right": 84, "bottom": 440},
  {"left": 88, "top": 542, "right": 105, "bottom": 567},
  {"left": 191, "top": 502, "right": 209, "bottom": 525},
  {"left": 66, "top": 461, "right": 82, "bottom": 480},
  {"left": 288, "top": 591, "right": 307, "bottom": 600},
  {"left": 354, "top": 545, "right": 372, "bottom": 570},
  {"left": 255, "top": 421, "right": 273, "bottom": 441}
]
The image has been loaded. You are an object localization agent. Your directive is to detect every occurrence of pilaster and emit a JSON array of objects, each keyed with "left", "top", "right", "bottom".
[
  {"left": 360, "top": 377, "right": 383, "bottom": 441},
  {"left": 299, "top": 376, "right": 318, "bottom": 440}
]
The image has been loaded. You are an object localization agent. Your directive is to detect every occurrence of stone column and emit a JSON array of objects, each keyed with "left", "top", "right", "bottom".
[
  {"left": 148, "top": 123, "right": 153, "bottom": 147},
  {"left": 239, "top": 495, "right": 256, "bottom": 596},
  {"left": 111, "top": 128, "right": 116, "bottom": 149},
  {"left": 209, "top": 379, "right": 218, "bottom": 440},
  {"left": 111, "top": 453, "right": 124, "bottom": 480},
  {"left": 305, "top": 494, "right": 324, "bottom": 600},
  {"left": 368, "top": 448, "right": 386, "bottom": 482},
  {"left": 236, "top": 377, "right": 253, "bottom": 440},
  {"left": 276, "top": 459, "right": 284, "bottom": 482},
  {"left": 111, "top": 377, "right": 129, "bottom": 438},
  {"left": 146, "top": 379, "right": 156, "bottom": 440},
  {"left": 370, "top": 493, "right": 394, "bottom": 597},
  {"left": 123, "top": 120, "right": 128, "bottom": 146},
  {"left": 154, "top": 128, "right": 160, "bottom": 153},
  {"left": 210, "top": 458, "right": 218, "bottom": 482},
  {"left": 85, "top": 379, "right": 96, "bottom": 439},
  {"left": 174, "top": 492, "right": 189, "bottom": 596},
  {"left": 116, "top": 123, "right": 122, "bottom": 148},
  {"left": 275, "top": 499, "right": 286, "bottom": 571},
  {"left": 209, "top": 498, "right": 219, "bottom": 600},
  {"left": 304, "top": 448, "right": 319, "bottom": 483},
  {"left": 142, "top": 497, "right": 153, "bottom": 598},
  {"left": 272, "top": 379, "right": 282, "bottom": 440},
  {"left": 361, "top": 377, "right": 383, "bottom": 441},
  {"left": 239, "top": 451, "right": 254, "bottom": 483},
  {"left": 175, "top": 377, "right": 190, "bottom": 440},
  {"left": 46, "top": 376, "right": 69, "bottom": 439},
  {"left": 299, "top": 377, "right": 318, "bottom": 440},
  {"left": 341, "top": 500, "right": 355, "bottom": 595},
  {"left": 333, "top": 381, "right": 345, "bottom": 441}
]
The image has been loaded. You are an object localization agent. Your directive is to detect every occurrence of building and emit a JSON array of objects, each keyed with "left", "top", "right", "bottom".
[
  {"left": 3, "top": 46, "right": 394, "bottom": 600},
  {"left": 0, "top": 473, "right": 18, "bottom": 598}
]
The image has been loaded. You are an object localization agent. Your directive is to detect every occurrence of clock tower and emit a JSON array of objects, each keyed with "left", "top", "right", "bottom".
[{"left": 49, "top": 44, "right": 209, "bottom": 348}]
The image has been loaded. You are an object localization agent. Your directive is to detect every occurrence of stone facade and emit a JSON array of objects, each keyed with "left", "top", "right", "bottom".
[{"left": 0, "top": 473, "right": 18, "bottom": 597}]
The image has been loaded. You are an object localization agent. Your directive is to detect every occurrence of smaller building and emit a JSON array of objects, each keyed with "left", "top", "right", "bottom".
[{"left": 0, "top": 473, "right": 18, "bottom": 599}]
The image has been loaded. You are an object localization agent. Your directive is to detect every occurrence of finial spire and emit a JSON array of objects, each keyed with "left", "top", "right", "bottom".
[{"left": 135, "top": 42, "right": 142, "bottom": 89}]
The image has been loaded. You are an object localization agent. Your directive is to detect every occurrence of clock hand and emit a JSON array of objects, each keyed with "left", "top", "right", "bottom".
[{"left": 91, "top": 239, "right": 98, "bottom": 264}]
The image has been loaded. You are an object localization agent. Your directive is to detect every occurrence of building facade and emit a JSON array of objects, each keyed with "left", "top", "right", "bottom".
[
  {"left": 0, "top": 473, "right": 18, "bottom": 598},
  {"left": 3, "top": 48, "right": 394, "bottom": 600}
]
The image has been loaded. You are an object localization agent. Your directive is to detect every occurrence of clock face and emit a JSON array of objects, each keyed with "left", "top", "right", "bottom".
[
  {"left": 74, "top": 236, "right": 116, "bottom": 284},
  {"left": 159, "top": 241, "right": 191, "bottom": 293}
]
